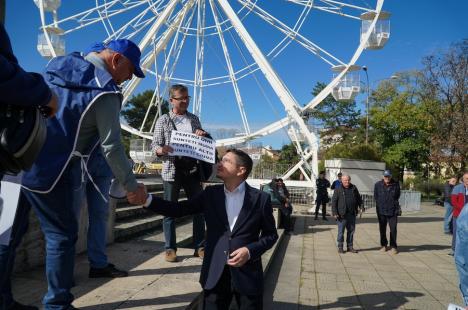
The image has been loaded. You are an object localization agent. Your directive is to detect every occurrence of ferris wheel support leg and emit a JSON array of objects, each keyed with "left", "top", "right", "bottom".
[{"left": 216, "top": 0, "right": 318, "bottom": 184}]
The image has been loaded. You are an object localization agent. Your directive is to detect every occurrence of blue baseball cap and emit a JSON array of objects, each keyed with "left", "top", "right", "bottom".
[
  {"left": 383, "top": 170, "right": 392, "bottom": 177},
  {"left": 85, "top": 39, "right": 145, "bottom": 78}
]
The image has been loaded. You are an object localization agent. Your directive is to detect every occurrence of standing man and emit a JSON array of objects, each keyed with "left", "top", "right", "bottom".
[
  {"left": 19, "top": 39, "right": 147, "bottom": 310},
  {"left": 374, "top": 170, "right": 401, "bottom": 254},
  {"left": 443, "top": 177, "right": 457, "bottom": 234},
  {"left": 331, "top": 172, "right": 343, "bottom": 190},
  {"left": 0, "top": 22, "right": 57, "bottom": 310},
  {"left": 315, "top": 171, "right": 330, "bottom": 221},
  {"left": 151, "top": 84, "right": 206, "bottom": 262},
  {"left": 451, "top": 172, "right": 468, "bottom": 255},
  {"left": 133, "top": 149, "right": 278, "bottom": 309},
  {"left": 331, "top": 175, "right": 363, "bottom": 254}
]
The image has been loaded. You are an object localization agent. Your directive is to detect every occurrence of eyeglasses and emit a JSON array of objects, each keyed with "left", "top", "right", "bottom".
[{"left": 171, "top": 96, "right": 191, "bottom": 101}]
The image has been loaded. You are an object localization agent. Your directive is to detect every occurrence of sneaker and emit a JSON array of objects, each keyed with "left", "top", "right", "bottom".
[
  {"left": 165, "top": 249, "right": 177, "bottom": 262},
  {"left": 7, "top": 301, "right": 39, "bottom": 310},
  {"left": 194, "top": 247, "right": 205, "bottom": 258},
  {"left": 389, "top": 247, "right": 398, "bottom": 255},
  {"left": 89, "top": 263, "right": 128, "bottom": 278},
  {"left": 379, "top": 246, "right": 388, "bottom": 252},
  {"left": 347, "top": 247, "right": 358, "bottom": 254},
  {"left": 338, "top": 248, "right": 345, "bottom": 254}
]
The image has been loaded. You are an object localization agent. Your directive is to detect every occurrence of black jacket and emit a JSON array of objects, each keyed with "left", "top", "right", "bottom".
[
  {"left": 331, "top": 184, "right": 363, "bottom": 217},
  {"left": 316, "top": 178, "right": 330, "bottom": 198},
  {"left": 148, "top": 183, "right": 278, "bottom": 295},
  {"left": 374, "top": 179, "right": 401, "bottom": 216}
]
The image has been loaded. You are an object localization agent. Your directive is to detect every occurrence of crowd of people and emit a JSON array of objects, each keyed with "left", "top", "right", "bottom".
[
  {"left": 313, "top": 169, "right": 467, "bottom": 306},
  {"left": 0, "top": 14, "right": 467, "bottom": 310}
]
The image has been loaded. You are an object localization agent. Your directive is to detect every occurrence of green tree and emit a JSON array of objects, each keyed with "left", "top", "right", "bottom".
[
  {"left": 120, "top": 90, "right": 169, "bottom": 154},
  {"left": 370, "top": 72, "right": 433, "bottom": 178},
  {"left": 306, "top": 82, "right": 363, "bottom": 145},
  {"left": 322, "top": 143, "right": 382, "bottom": 162},
  {"left": 121, "top": 90, "right": 169, "bottom": 132}
]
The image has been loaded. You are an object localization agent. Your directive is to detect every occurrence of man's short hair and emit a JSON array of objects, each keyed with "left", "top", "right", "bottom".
[
  {"left": 342, "top": 174, "right": 351, "bottom": 181},
  {"left": 226, "top": 148, "right": 253, "bottom": 179},
  {"left": 319, "top": 171, "right": 325, "bottom": 175},
  {"left": 337, "top": 172, "right": 342, "bottom": 177},
  {"left": 169, "top": 84, "right": 188, "bottom": 98}
]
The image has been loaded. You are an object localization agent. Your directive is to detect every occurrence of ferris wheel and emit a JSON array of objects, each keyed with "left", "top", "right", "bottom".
[{"left": 34, "top": 0, "right": 390, "bottom": 182}]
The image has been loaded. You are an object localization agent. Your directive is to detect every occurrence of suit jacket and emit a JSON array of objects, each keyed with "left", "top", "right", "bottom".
[{"left": 147, "top": 183, "right": 278, "bottom": 295}]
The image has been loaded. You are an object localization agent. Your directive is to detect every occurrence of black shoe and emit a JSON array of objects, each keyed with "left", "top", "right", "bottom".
[
  {"left": 89, "top": 263, "right": 128, "bottom": 278},
  {"left": 322, "top": 217, "right": 328, "bottom": 221},
  {"left": 347, "top": 247, "right": 358, "bottom": 253},
  {"left": 7, "top": 301, "right": 39, "bottom": 310},
  {"left": 338, "top": 248, "right": 345, "bottom": 254},
  {"left": 314, "top": 215, "right": 318, "bottom": 220}
]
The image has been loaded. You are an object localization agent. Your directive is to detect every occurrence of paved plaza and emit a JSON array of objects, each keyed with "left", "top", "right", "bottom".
[{"left": 12, "top": 203, "right": 463, "bottom": 309}]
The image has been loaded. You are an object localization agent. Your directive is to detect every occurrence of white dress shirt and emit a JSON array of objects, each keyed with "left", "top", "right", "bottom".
[{"left": 224, "top": 181, "right": 246, "bottom": 232}]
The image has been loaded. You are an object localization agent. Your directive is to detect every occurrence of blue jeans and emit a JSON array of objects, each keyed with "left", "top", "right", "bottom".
[
  {"left": 444, "top": 201, "right": 453, "bottom": 233},
  {"left": 336, "top": 213, "right": 356, "bottom": 248},
  {"left": 452, "top": 217, "right": 458, "bottom": 252},
  {"left": 0, "top": 190, "right": 31, "bottom": 309},
  {"left": 163, "top": 173, "right": 205, "bottom": 251},
  {"left": 23, "top": 160, "right": 84, "bottom": 309},
  {"left": 455, "top": 204, "right": 468, "bottom": 306},
  {"left": 86, "top": 176, "right": 111, "bottom": 269}
]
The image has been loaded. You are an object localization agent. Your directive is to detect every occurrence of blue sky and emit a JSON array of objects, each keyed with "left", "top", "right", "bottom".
[{"left": 4, "top": 0, "right": 468, "bottom": 149}]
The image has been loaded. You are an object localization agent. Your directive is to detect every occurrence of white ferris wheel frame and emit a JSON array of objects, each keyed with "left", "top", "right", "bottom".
[{"left": 37, "top": 0, "right": 387, "bottom": 182}]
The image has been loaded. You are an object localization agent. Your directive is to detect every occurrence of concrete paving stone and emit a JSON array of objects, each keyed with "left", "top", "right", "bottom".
[
  {"left": 315, "top": 272, "right": 350, "bottom": 283},
  {"left": 351, "top": 280, "right": 390, "bottom": 292}
]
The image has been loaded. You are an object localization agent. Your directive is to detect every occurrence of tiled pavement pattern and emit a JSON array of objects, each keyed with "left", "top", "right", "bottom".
[
  {"left": 12, "top": 203, "right": 463, "bottom": 309},
  {"left": 264, "top": 203, "right": 464, "bottom": 310}
]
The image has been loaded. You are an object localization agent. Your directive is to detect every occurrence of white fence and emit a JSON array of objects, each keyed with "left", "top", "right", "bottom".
[{"left": 361, "top": 190, "right": 421, "bottom": 211}]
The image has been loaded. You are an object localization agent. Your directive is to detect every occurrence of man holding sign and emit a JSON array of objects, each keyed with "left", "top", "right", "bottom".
[{"left": 151, "top": 84, "right": 207, "bottom": 262}]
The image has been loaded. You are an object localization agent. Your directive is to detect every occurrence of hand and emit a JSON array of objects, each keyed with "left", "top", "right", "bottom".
[
  {"left": 227, "top": 247, "right": 250, "bottom": 267},
  {"left": 156, "top": 145, "right": 174, "bottom": 156},
  {"left": 195, "top": 129, "right": 206, "bottom": 136},
  {"left": 46, "top": 91, "right": 58, "bottom": 117},
  {"left": 127, "top": 183, "right": 147, "bottom": 205},
  {"left": 334, "top": 215, "right": 341, "bottom": 221}
]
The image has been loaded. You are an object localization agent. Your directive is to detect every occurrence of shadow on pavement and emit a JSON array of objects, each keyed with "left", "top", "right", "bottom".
[
  {"left": 265, "top": 291, "right": 425, "bottom": 309},
  {"left": 78, "top": 292, "right": 199, "bottom": 310}
]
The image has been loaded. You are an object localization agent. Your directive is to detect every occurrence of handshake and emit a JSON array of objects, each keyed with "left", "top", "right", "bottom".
[
  {"left": 127, "top": 183, "right": 149, "bottom": 205},
  {"left": 110, "top": 179, "right": 150, "bottom": 206}
]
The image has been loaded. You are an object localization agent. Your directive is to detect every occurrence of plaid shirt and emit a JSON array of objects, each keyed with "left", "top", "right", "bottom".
[{"left": 151, "top": 110, "right": 203, "bottom": 181}]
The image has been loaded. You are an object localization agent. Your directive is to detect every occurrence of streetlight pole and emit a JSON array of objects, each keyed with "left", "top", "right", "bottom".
[{"left": 362, "top": 66, "right": 370, "bottom": 145}]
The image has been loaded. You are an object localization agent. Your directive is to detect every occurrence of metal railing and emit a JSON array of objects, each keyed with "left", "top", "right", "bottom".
[
  {"left": 360, "top": 190, "right": 421, "bottom": 211},
  {"left": 250, "top": 163, "right": 293, "bottom": 180}
]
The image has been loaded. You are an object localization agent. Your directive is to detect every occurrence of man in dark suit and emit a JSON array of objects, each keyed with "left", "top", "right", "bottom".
[{"left": 130, "top": 148, "right": 278, "bottom": 310}]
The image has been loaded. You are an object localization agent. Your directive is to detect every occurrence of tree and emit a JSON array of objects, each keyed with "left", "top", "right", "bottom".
[
  {"left": 322, "top": 143, "right": 382, "bottom": 162},
  {"left": 370, "top": 72, "right": 433, "bottom": 178},
  {"left": 421, "top": 40, "right": 468, "bottom": 173},
  {"left": 120, "top": 90, "right": 169, "bottom": 154},
  {"left": 121, "top": 90, "right": 169, "bottom": 133},
  {"left": 306, "top": 82, "right": 363, "bottom": 146}
]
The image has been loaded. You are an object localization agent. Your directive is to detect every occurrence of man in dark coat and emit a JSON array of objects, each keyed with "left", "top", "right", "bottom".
[
  {"left": 331, "top": 175, "right": 364, "bottom": 254},
  {"left": 132, "top": 149, "right": 278, "bottom": 309},
  {"left": 374, "top": 170, "right": 401, "bottom": 254},
  {"left": 315, "top": 171, "right": 330, "bottom": 220}
]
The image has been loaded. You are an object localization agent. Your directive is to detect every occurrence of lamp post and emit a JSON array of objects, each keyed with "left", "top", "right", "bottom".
[{"left": 362, "top": 66, "right": 370, "bottom": 145}]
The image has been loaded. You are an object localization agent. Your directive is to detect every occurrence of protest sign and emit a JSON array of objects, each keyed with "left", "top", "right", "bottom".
[
  {"left": 169, "top": 131, "right": 216, "bottom": 163},
  {"left": 0, "top": 174, "right": 22, "bottom": 245}
]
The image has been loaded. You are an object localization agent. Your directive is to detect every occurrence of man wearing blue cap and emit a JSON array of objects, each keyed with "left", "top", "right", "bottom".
[
  {"left": 374, "top": 170, "right": 401, "bottom": 254},
  {"left": 13, "top": 39, "right": 148, "bottom": 310}
]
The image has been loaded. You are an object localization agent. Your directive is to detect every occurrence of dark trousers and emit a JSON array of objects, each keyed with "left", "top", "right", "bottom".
[
  {"left": 315, "top": 196, "right": 328, "bottom": 218},
  {"left": 336, "top": 213, "right": 356, "bottom": 248},
  {"left": 378, "top": 214, "right": 398, "bottom": 248},
  {"left": 163, "top": 173, "right": 205, "bottom": 250},
  {"left": 203, "top": 266, "right": 262, "bottom": 310},
  {"left": 452, "top": 216, "right": 458, "bottom": 251},
  {"left": 279, "top": 205, "right": 292, "bottom": 231}
]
